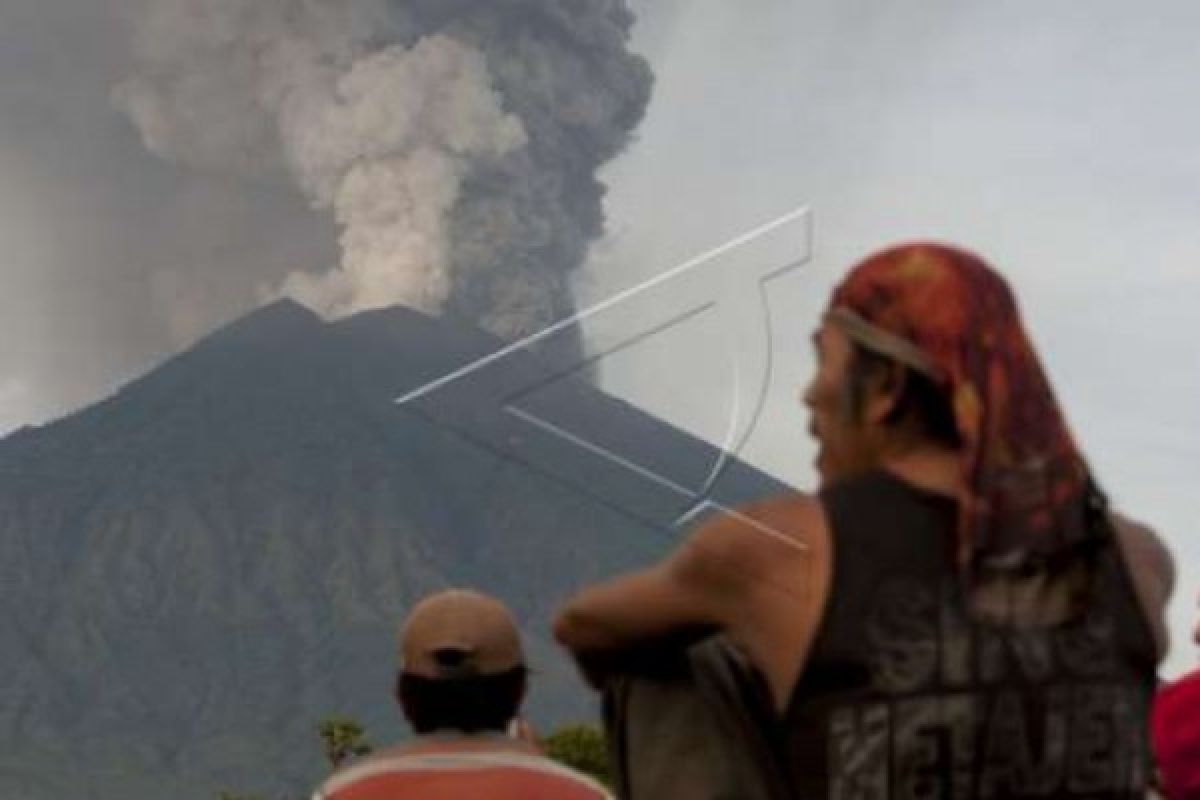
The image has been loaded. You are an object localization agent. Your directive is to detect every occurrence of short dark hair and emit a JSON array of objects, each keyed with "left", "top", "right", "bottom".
[
  {"left": 845, "top": 342, "right": 961, "bottom": 447},
  {"left": 396, "top": 666, "right": 527, "bottom": 734}
]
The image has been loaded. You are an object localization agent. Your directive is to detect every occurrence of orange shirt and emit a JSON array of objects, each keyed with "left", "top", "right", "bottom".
[{"left": 312, "top": 736, "right": 611, "bottom": 800}]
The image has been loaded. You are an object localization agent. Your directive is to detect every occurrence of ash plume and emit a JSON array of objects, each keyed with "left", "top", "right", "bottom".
[{"left": 113, "top": 0, "right": 653, "bottom": 345}]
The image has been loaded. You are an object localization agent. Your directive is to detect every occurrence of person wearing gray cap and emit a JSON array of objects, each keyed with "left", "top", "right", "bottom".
[{"left": 312, "top": 589, "right": 611, "bottom": 800}]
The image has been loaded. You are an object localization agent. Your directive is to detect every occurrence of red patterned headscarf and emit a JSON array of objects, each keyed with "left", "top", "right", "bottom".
[{"left": 826, "top": 242, "right": 1095, "bottom": 575}]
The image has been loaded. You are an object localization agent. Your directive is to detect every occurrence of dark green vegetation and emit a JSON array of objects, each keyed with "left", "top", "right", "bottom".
[
  {"left": 541, "top": 723, "right": 611, "bottom": 787},
  {"left": 318, "top": 717, "right": 373, "bottom": 769}
]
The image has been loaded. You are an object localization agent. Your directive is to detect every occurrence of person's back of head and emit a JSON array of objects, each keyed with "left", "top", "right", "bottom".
[
  {"left": 396, "top": 588, "right": 528, "bottom": 734},
  {"left": 314, "top": 590, "right": 612, "bottom": 799}
]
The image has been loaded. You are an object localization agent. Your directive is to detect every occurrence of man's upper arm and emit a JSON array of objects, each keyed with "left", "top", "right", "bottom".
[
  {"left": 667, "top": 494, "right": 823, "bottom": 631},
  {"left": 553, "top": 492, "right": 823, "bottom": 662}
]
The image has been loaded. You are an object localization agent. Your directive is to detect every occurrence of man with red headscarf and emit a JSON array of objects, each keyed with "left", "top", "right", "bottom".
[{"left": 555, "top": 243, "right": 1174, "bottom": 798}]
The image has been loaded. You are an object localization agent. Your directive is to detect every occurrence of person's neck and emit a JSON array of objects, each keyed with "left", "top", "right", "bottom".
[
  {"left": 878, "top": 441, "right": 961, "bottom": 497},
  {"left": 418, "top": 728, "right": 509, "bottom": 740},
  {"left": 401, "top": 729, "right": 538, "bottom": 755}
]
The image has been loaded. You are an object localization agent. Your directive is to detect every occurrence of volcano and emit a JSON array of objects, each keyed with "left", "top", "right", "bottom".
[{"left": 0, "top": 299, "right": 789, "bottom": 799}]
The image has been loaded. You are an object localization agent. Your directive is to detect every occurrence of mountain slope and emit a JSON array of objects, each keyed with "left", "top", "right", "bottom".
[{"left": 0, "top": 299, "right": 791, "bottom": 799}]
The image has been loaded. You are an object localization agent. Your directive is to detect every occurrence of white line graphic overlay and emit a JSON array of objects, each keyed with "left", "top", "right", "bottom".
[{"left": 395, "top": 206, "right": 813, "bottom": 551}]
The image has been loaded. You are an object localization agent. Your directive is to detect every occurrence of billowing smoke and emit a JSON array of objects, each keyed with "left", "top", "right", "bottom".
[{"left": 113, "top": 0, "right": 653, "bottom": 343}]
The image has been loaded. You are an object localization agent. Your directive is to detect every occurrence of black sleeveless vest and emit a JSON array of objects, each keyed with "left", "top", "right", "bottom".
[{"left": 782, "top": 470, "right": 1157, "bottom": 799}]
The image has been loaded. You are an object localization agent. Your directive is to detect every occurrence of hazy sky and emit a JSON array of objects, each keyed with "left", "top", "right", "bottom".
[{"left": 1, "top": 2, "right": 1196, "bottom": 673}]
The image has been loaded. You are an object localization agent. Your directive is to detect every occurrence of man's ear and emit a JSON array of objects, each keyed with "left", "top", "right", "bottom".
[{"left": 862, "top": 363, "right": 905, "bottom": 425}]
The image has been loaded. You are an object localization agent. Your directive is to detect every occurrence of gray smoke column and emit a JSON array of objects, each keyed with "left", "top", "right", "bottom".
[{"left": 113, "top": 0, "right": 652, "bottom": 343}]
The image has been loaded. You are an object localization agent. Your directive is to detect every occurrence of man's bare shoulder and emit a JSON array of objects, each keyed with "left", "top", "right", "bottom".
[
  {"left": 674, "top": 493, "right": 833, "bottom": 706},
  {"left": 692, "top": 492, "right": 823, "bottom": 549},
  {"left": 1110, "top": 510, "right": 1174, "bottom": 660},
  {"left": 675, "top": 493, "right": 828, "bottom": 589},
  {"left": 1111, "top": 512, "right": 1174, "bottom": 593}
]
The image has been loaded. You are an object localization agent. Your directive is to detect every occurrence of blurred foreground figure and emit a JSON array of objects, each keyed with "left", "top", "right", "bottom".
[
  {"left": 556, "top": 243, "right": 1173, "bottom": 799},
  {"left": 314, "top": 589, "right": 610, "bottom": 800},
  {"left": 1151, "top": 595, "right": 1200, "bottom": 799}
]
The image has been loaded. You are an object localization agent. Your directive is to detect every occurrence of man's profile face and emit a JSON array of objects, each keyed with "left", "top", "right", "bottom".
[{"left": 802, "top": 323, "right": 878, "bottom": 487}]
